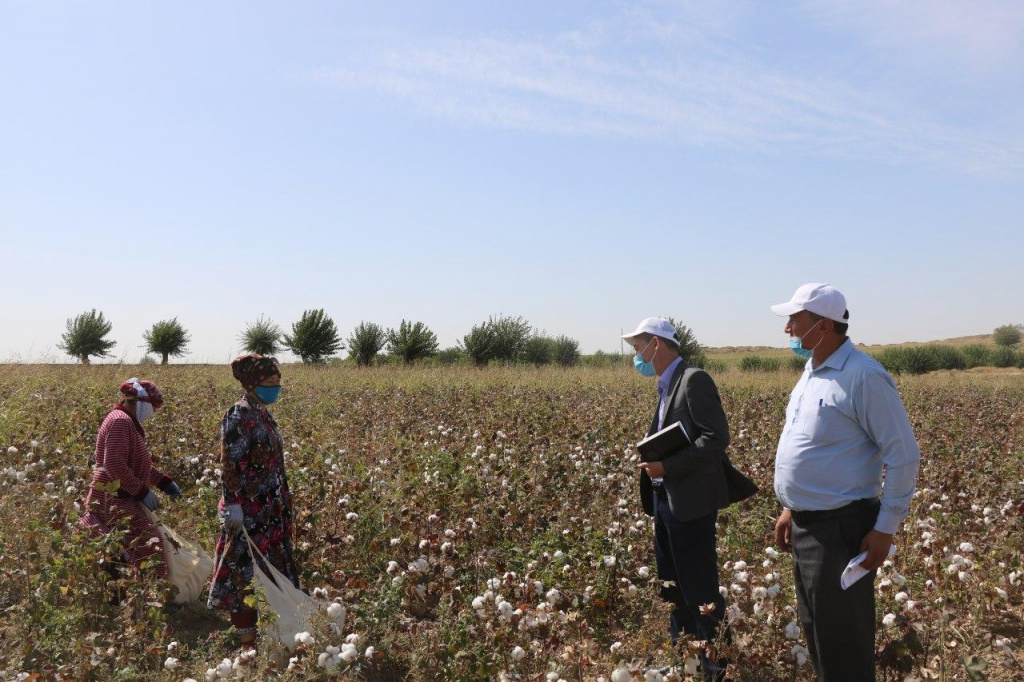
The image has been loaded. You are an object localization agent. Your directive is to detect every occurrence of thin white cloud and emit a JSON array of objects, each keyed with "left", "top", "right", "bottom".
[
  {"left": 320, "top": 6, "right": 1023, "bottom": 176},
  {"left": 802, "top": 0, "right": 1024, "bottom": 71}
]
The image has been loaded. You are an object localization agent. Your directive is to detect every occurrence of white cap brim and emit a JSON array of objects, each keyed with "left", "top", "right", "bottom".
[{"left": 770, "top": 301, "right": 802, "bottom": 317}]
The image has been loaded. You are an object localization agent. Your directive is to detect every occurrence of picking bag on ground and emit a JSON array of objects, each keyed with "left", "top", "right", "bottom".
[
  {"left": 241, "top": 528, "right": 325, "bottom": 650},
  {"left": 143, "top": 508, "right": 215, "bottom": 603}
]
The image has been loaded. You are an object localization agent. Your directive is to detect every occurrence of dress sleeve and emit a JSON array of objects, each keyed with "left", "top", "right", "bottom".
[
  {"left": 220, "top": 405, "right": 253, "bottom": 505},
  {"left": 103, "top": 418, "right": 151, "bottom": 501}
]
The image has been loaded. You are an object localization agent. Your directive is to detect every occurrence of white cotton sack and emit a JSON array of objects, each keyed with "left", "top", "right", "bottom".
[
  {"left": 143, "top": 508, "right": 215, "bottom": 603},
  {"left": 243, "top": 530, "right": 328, "bottom": 650}
]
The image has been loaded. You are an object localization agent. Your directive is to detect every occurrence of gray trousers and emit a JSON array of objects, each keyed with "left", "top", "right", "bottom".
[{"left": 791, "top": 499, "right": 880, "bottom": 682}]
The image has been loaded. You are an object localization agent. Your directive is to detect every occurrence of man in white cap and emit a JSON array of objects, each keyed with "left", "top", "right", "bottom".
[
  {"left": 623, "top": 317, "right": 756, "bottom": 682},
  {"left": 770, "top": 284, "right": 920, "bottom": 681}
]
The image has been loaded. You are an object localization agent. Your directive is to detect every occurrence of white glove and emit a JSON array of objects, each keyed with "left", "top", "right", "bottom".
[{"left": 220, "top": 504, "right": 244, "bottom": 534}]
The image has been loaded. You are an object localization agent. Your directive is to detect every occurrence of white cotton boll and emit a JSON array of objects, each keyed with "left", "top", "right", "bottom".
[
  {"left": 733, "top": 560, "right": 748, "bottom": 571},
  {"left": 164, "top": 657, "right": 179, "bottom": 671},
  {"left": 553, "top": 550, "right": 565, "bottom": 561},
  {"left": 441, "top": 542, "right": 452, "bottom": 553},
  {"left": 894, "top": 592, "right": 909, "bottom": 603},
  {"left": 387, "top": 560, "right": 400, "bottom": 574},
  {"left": 546, "top": 588, "right": 562, "bottom": 605},
  {"left": 644, "top": 670, "right": 663, "bottom": 682},
  {"left": 882, "top": 613, "right": 896, "bottom": 627},
  {"left": 327, "top": 602, "right": 346, "bottom": 621},
  {"left": 785, "top": 621, "right": 800, "bottom": 639},
  {"left": 365, "top": 646, "right": 375, "bottom": 658},
  {"left": 904, "top": 600, "right": 917, "bottom": 611},
  {"left": 295, "top": 632, "right": 314, "bottom": 646},
  {"left": 767, "top": 583, "right": 782, "bottom": 598},
  {"left": 313, "top": 587, "right": 328, "bottom": 599},
  {"left": 684, "top": 657, "right": 699, "bottom": 675},
  {"left": 511, "top": 645, "right": 527, "bottom": 661},
  {"left": 730, "top": 584, "right": 744, "bottom": 595},
  {"left": 534, "top": 581, "right": 544, "bottom": 595},
  {"left": 445, "top": 528, "right": 456, "bottom": 538},
  {"left": 205, "top": 669, "right": 218, "bottom": 681},
  {"left": 340, "top": 643, "right": 359, "bottom": 662},
  {"left": 346, "top": 512, "right": 358, "bottom": 521},
  {"left": 610, "top": 641, "right": 623, "bottom": 654},
  {"left": 735, "top": 571, "right": 749, "bottom": 583},
  {"left": 610, "top": 669, "right": 632, "bottom": 682},
  {"left": 752, "top": 586, "right": 768, "bottom": 600},
  {"left": 472, "top": 596, "right": 486, "bottom": 610},
  {"left": 765, "top": 547, "right": 780, "bottom": 559},
  {"left": 390, "top": 537, "right": 400, "bottom": 546},
  {"left": 996, "top": 587, "right": 1008, "bottom": 600},
  {"left": 603, "top": 555, "right": 616, "bottom": 568},
  {"left": 637, "top": 566, "right": 650, "bottom": 579},
  {"left": 719, "top": 585, "right": 728, "bottom": 597},
  {"left": 7, "top": 446, "right": 18, "bottom": 455},
  {"left": 792, "top": 645, "right": 809, "bottom": 666},
  {"left": 167, "top": 641, "right": 179, "bottom": 652},
  {"left": 958, "top": 542, "right": 974, "bottom": 553}
]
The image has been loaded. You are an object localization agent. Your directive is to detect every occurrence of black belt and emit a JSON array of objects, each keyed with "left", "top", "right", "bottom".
[{"left": 790, "top": 498, "right": 879, "bottom": 524}]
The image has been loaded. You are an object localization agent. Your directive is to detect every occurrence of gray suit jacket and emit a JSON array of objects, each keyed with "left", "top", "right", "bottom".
[{"left": 640, "top": 362, "right": 755, "bottom": 522}]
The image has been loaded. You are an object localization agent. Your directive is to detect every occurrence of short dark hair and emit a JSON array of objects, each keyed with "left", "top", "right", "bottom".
[{"left": 809, "top": 310, "right": 849, "bottom": 336}]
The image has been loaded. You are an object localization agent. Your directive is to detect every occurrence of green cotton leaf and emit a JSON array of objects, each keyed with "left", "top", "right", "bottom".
[
  {"left": 244, "top": 595, "right": 258, "bottom": 609},
  {"left": 963, "top": 654, "right": 987, "bottom": 681}
]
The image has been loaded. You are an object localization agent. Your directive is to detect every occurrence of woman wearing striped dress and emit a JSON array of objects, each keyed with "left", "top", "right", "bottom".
[
  {"left": 207, "top": 354, "right": 300, "bottom": 650},
  {"left": 80, "top": 378, "right": 182, "bottom": 577}
]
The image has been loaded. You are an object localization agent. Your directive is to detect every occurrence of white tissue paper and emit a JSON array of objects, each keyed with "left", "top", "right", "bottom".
[{"left": 841, "top": 545, "right": 896, "bottom": 590}]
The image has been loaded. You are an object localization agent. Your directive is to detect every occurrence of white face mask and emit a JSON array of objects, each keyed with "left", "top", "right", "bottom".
[{"left": 135, "top": 401, "right": 155, "bottom": 422}]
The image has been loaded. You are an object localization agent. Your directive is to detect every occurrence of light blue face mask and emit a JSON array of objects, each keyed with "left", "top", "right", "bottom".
[
  {"left": 789, "top": 320, "right": 823, "bottom": 359},
  {"left": 633, "top": 338, "right": 657, "bottom": 377},
  {"left": 253, "top": 385, "right": 281, "bottom": 404}
]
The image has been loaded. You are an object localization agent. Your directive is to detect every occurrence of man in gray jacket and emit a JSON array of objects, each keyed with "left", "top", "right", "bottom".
[{"left": 624, "top": 317, "right": 756, "bottom": 682}]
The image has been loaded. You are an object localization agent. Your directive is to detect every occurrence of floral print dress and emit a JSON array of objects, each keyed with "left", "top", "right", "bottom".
[{"left": 207, "top": 396, "right": 300, "bottom": 614}]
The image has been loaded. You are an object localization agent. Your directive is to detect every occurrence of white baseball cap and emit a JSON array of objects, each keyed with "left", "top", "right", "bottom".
[
  {"left": 770, "top": 283, "right": 849, "bottom": 322},
  {"left": 622, "top": 317, "right": 678, "bottom": 343}
]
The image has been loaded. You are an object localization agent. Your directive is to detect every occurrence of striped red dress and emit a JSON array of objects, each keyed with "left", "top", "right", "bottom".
[{"left": 79, "top": 405, "right": 173, "bottom": 577}]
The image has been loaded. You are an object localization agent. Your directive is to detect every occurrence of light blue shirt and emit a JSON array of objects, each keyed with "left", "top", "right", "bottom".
[
  {"left": 657, "top": 356, "right": 684, "bottom": 430},
  {"left": 774, "top": 339, "right": 920, "bottom": 534},
  {"left": 651, "top": 356, "right": 683, "bottom": 484}
]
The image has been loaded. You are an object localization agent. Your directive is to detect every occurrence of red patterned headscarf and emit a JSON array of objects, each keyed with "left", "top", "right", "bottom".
[
  {"left": 119, "top": 377, "right": 164, "bottom": 409},
  {"left": 231, "top": 354, "right": 281, "bottom": 390}
]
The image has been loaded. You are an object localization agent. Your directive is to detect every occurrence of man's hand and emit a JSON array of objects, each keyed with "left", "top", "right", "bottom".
[
  {"left": 638, "top": 461, "right": 666, "bottom": 479},
  {"left": 859, "top": 529, "right": 894, "bottom": 570},
  {"left": 774, "top": 508, "right": 792, "bottom": 553},
  {"left": 163, "top": 481, "right": 182, "bottom": 498}
]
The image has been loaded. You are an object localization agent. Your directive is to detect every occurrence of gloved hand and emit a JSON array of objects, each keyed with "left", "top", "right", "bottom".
[
  {"left": 141, "top": 490, "right": 161, "bottom": 511},
  {"left": 163, "top": 481, "right": 182, "bottom": 498},
  {"left": 220, "top": 504, "right": 244, "bottom": 534}
]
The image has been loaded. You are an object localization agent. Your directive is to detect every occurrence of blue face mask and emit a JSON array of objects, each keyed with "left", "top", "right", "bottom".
[
  {"left": 633, "top": 338, "right": 657, "bottom": 377},
  {"left": 253, "top": 385, "right": 281, "bottom": 404},
  {"left": 788, "top": 320, "right": 822, "bottom": 359}
]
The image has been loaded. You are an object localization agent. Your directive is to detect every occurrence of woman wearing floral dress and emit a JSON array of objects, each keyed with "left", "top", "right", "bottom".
[{"left": 208, "top": 354, "right": 300, "bottom": 649}]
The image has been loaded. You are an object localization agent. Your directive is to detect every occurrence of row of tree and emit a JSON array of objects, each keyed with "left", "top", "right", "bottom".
[{"left": 57, "top": 309, "right": 599, "bottom": 367}]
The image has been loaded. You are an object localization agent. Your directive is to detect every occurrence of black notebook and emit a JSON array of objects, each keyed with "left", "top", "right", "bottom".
[{"left": 637, "top": 421, "right": 691, "bottom": 462}]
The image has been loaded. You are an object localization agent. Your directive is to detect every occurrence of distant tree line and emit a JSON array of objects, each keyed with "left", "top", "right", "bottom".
[
  {"left": 56, "top": 309, "right": 598, "bottom": 367},
  {"left": 734, "top": 324, "right": 1024, "bottom": 376}
]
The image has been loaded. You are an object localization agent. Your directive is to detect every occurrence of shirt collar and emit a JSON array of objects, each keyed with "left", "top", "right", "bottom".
[
  {"left": 813, "top": 337, "right": 854, "bottom": 373},
  {"left": 657, "top": 356, "right": 684, "bottom": 395}
]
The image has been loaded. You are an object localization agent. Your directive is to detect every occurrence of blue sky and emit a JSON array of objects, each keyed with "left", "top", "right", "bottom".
[{"left": 2, "top": 1, "right": 1022, "bottom": 362}]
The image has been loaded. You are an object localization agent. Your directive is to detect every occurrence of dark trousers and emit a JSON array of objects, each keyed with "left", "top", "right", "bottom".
[
  {"left": 653, "top": 490, "right": 727, "bottom": 681},
  {"left": 791, "top": 499, "right": 881, "bottom": 682}
]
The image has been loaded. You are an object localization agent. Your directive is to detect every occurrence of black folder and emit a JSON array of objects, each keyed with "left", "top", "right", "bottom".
[{"left": 637, "top": 421, "right": 690, "bottom": 462}]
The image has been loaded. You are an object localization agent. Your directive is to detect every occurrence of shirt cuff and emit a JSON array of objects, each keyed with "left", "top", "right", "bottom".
[{"left": 874, "top": 509, "right": 904, "bottom": 535}]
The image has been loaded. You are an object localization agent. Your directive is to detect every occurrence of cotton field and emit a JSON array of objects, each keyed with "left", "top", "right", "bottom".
[{"left": 0, "top": 365, "right": 1021, "bottom": 680}]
